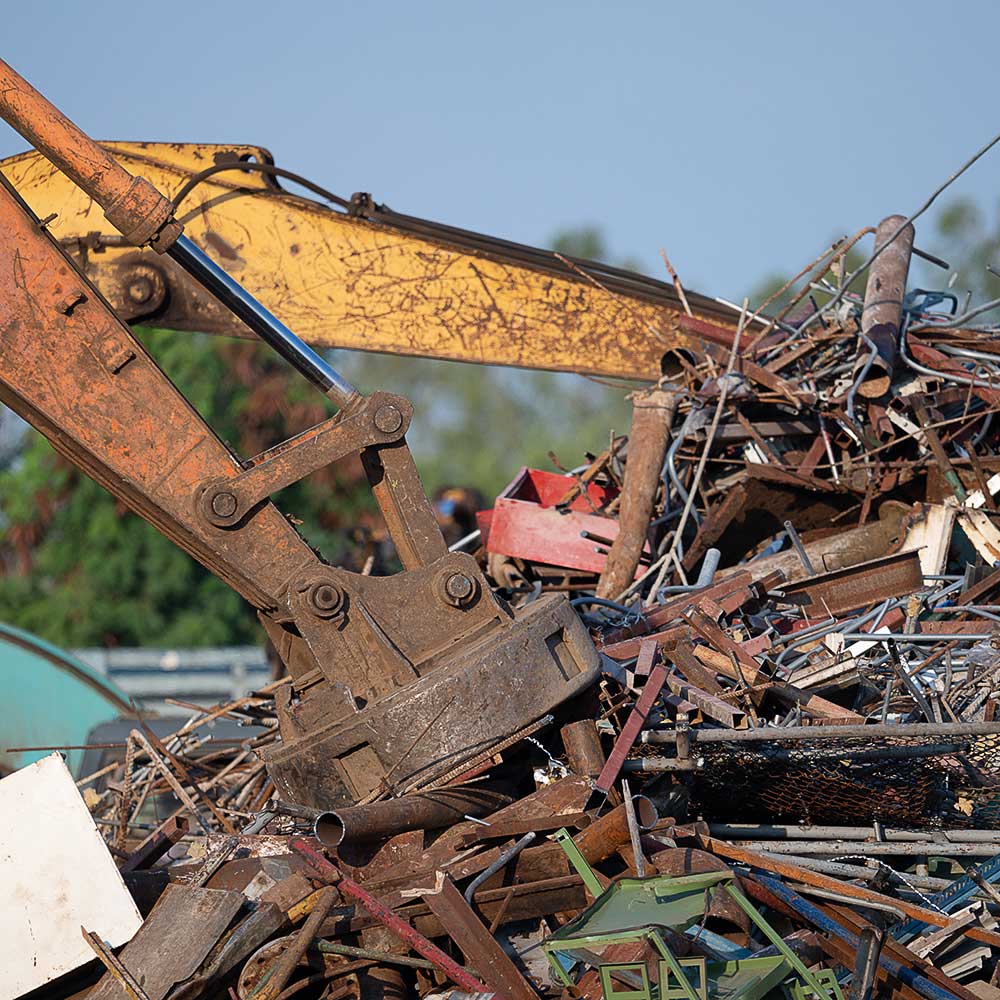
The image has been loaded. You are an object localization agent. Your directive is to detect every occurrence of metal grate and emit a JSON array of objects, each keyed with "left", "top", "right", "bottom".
[{"left": 680, "top": 731, "right": 1000, "bottom": 827}]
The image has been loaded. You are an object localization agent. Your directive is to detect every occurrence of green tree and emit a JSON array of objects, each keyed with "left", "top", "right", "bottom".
[
  {"left": 925, "top": 197, "right": 1000, "bottom": 320},
  {"left": 549, "top": 225, "right": 644, "bottom": 274}
]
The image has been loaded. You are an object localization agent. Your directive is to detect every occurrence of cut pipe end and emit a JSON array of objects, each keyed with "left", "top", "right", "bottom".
[
  {"left": 313, "top": 811, "right": 345, "bottom": 848},
  {"left": 634, "top": 794, "right": 658, "bottom": 830}
]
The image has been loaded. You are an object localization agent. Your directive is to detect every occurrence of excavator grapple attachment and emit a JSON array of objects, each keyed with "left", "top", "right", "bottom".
[{"left": 0, "top": 59, "right": 601, "bottom": 808}]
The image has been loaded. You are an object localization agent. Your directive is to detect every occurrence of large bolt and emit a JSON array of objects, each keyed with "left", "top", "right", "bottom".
[
  {"left": 119, "top": 265, "right": 166, "bottom": 314},
  {"left": 312, "top": 585, "right": 340, "bottom": 611},
  {"left": 374, "top": 403, "right": 403, "bottom": 434},
  {"left": 127, "top": 275, "right": 154, "bottom": 304},
  {"left": 307, "top": 580, "right": 345, "bottom": 618},
  {"left": 441, "top": 572, "right": 476, "bottom": 607},
  {"left": 210, "top": 491, "right": 238, "bottom": 519}
]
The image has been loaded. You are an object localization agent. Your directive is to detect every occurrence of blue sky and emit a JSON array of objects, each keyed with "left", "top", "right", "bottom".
[{"left": 3, "top": 1, "right": 999, "bottom": 302}]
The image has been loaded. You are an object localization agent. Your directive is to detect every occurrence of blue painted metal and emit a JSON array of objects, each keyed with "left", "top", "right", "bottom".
[
  {"left": 754, "top": 876, "right": 963, "bottom": 1000},
  {"left": 0, "top": 623, "right": 132, "bottom": 776},
  {"left": 684, "top": 927, "right": 753, "bottom": 960},
  {"left": 893, "top": 852, "right": 1000, "bottom": 943}
]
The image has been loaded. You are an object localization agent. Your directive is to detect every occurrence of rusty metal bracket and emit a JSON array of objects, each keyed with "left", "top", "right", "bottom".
[{"left": 198, "top": 392, "right": 412, "bottom": 528}]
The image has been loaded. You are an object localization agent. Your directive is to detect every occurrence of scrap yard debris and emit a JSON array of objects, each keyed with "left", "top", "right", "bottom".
[
  {"left": 8, "top": 57, "right": 1000, "bottom": 1000},
  {"left": 18, "top": 209, "right": 1000, "bottom": 1000}
]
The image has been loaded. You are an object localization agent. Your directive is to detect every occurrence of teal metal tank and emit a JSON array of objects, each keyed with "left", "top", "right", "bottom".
[{"left": 0, "top": 623, "right": 132, "bottom": 776}]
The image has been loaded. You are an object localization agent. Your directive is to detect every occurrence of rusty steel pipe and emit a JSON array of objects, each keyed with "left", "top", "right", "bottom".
[
  {"left": 853, "top": 215, "right": 914, "bottom": 399},
  {"left": 597, "top": 389, "right": 677, "bottom": 598},
  {"left": 560, "top": 718, "right": 607, "bottom": 778},
  {"left": 0, "top": 59, "right": 179, "bottom": 249},
  {"left": 572, "top": 797, "right": 657, "bottom": 864},
  {"left": 313, "top": 787, "right": 512, "bottom": 847}
]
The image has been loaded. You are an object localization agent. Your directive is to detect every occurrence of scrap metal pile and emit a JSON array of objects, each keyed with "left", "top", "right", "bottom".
[
  {"left": 13, "top": 215, "right": 1000, "bottom": 1000},
  {"left": 8, "top": 54, "right": 1000, "bottom": 1000}
]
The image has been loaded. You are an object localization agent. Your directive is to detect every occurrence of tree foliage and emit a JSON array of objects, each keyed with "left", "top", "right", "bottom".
[{"left": 926, "top": 197, "right": 1000, "bottom": 320}]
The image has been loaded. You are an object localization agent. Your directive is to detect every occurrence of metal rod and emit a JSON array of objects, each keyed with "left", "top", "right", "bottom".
[
  {"left": 709, "top": 824, "right": 1000, "bottom": 843},
  {"left": 755, "top": 852, "right": 950, "bottom": 891},
  {"left": 643, "top": 721, "right": 1000, "bottom": 744},
  {"left": 448, "top": 528, "right": 481, "bottom": 552},
  {"left": 838, "top": 632, "right": 992, "bottom": 642},
  {"left": 316, "top": 941, "right": 472, "bottom": 973},
  {"left": 168, "top": 234, "right": 358, "bottom": 408},
  {"left": 622, "top": 757, "right": 701, "bottom": 772},
  {"left": 695, "top": 548, "right": 722, "bottom": 587},
  {"left": 733, "top": 840, "right": 1000, "bottom": 857},
  {"left": 291, "top": 838, "right": 491, "bottom": 995},
  {"left": 631, "top": 741, "right": 967, "bottom": 768},
  {"left": 783, "top": 520, "right": 815, "bottom": 575},
  {"left": 463, "top": 832, "right": 536, "bottom": 904}
]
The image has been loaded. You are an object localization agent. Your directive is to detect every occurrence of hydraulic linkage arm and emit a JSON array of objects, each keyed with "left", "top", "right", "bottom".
[{"left": 0, "top": 58, "right": 600, "bottom": 807}]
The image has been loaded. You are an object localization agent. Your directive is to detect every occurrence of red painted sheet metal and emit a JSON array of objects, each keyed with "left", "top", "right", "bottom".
[{"left": 482, "top": 467, "right": 650, "bottom": 574}]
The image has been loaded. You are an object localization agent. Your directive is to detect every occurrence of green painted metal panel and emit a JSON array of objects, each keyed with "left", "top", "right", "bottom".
[{"left": 0, "top": 623, "right": 132, "bottom": 776}]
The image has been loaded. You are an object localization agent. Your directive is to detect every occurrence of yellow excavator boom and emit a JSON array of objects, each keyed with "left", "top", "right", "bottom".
[{"left": 0, "top": 142, "right": 748, "bottom": 381}]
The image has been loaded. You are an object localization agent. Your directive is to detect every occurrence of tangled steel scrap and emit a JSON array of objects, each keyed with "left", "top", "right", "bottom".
[
  {"left": 30, "top": 212, "right": 1000, "bottom": 1000},
  {"left": 9, "top": 59, "right": 1000, "bottom": 1000}
]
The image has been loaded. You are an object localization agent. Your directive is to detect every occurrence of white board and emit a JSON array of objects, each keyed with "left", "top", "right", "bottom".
[{"left": 0, "top": 752, "right": 142, "bottom": 997}]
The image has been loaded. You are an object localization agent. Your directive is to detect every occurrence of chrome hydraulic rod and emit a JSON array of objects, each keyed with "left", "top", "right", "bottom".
[{"left": 168, "top": 234, "right": 359, "bottom": 407}]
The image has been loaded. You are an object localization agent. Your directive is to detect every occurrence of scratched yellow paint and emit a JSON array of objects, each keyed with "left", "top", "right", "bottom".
[{"left": 1, "top": 143, "right": 738, "bottom": 380}]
